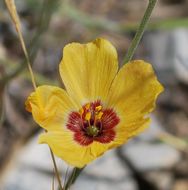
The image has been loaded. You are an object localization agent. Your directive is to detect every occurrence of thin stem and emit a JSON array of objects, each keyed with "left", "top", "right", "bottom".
[
  {"left": 63, "top": 167, "right": 85, "bottom": 190},
  {"left": 49, "top": 148, "right": 64, "bottom": 190},
  {"left": 5, "top": 0, "right": 37, "bottom": 89},
  {"left": 123, "top": 0, "right": 157, "bottom": 64},
  {"left": 63, "top": 166, "right": 70, "bottom": 188}
]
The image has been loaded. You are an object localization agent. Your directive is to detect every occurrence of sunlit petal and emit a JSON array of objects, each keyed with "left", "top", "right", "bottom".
[
  {"left": 59, "top": 38, "right": 118, "bottom": 106},
  {"left": 25, "top": 85, "right": 77, "bottom": 131}
]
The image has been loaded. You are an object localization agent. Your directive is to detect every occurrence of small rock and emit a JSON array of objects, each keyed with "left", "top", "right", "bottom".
[
  {"left": 173, "top": 180, "right": 188, "bottom": 190},
  {"left": 144, "top": 29, "right": 188, "bottom": 85},
  {"left": 84, "top": 150, "right": 130, "bottom": 180},
  {"left": 144, "top": 31, "right": 172, "bottom": 71},
  {"left": 3, "top": 167, "right": 52, "bottom": 190},
  {"left": 18, "top": 134, "right": 67, "bottom": 173},
  {"left": 171, "top": 28, "right": 188, "bottom": 84},
  {"left": 138, "top": 115, "right": 164, "bottom": 141},
  {"left": 146, "top": 171, "right": 173, "bottom": 190},
  {"left": 73, "top": 173, "right": 137, "bottom": 190},
  {"left": 122, "top": 141, "right": 181, "bottom": 171}
]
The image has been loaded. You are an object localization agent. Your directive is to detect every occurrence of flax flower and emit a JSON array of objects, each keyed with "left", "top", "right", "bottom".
[{"left": 25, "top": 38, "right": 163, "bottom": 168}]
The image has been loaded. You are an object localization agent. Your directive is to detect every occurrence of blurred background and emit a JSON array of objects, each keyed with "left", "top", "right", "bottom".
[{"left": 0, "top": 0, "right": 188, "bottom": 190}]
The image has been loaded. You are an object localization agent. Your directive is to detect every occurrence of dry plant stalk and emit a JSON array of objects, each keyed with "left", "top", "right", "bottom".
[{"left": 5, "top": 0, "right": 36, "bottom": 89}]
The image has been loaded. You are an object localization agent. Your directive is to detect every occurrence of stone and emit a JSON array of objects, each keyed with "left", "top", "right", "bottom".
[
  {"left": 84, "top": 150, "right": 130, "bottom": 180},
  {"left": 144, "top": 31, "right": 172, "bottom": 71},
  {"left": 146, "top": 171, "right": 173, "bottom": 190},
  {"left": 73, "top": 175, "right": 137, "bottom": 190},
  {"left": 121, "top": 141, "right": 181, "bottom": 171},
  {"left": 173, "top": 180, "right": 188, "bottom": 190},
  {"left": 3, "top": 168, "right": 52, "bottom": 190},
  {"left": 18, "top": 134, "right": 67, "bottom": 173},
  {"left": 138, "top": 115, "right": 164, "bottom": 141},
  {"left": 171, "top": 28, "right": 188, "bottom": 84},
  {"left": 144, "top": 29, "right": 188, "bottom": 85}
]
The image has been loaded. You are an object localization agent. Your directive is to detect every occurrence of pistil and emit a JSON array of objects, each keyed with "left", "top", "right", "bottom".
[{"left": 86, "top": 126, "right": 100, "bottom": 137}]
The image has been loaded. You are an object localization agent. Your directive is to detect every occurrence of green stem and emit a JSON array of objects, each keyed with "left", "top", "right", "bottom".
[
  {"left": 123, "top": 0, "right": 157, "bottom": 64},
  {"left": 62, "top": 167, "right": 85, "bottom": 190},
  {"left": 49, "top": 148, "right": 63, "bottom": 190}
]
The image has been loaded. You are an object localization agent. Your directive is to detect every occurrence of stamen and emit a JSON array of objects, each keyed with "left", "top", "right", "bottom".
[
  {"left": 95, "top": 105, "right": 102, "bottom": 112},
  {"left": 85, "top": 103, "right": 90, "bottom": 110},
  {"left": 79, "top": 108, "right": 84, "bottom": 115},
  {"left": 95, "top": 111, "right": 103, "bottom": 120},
  {"left": 85, "top": 112, "right": 91, "bottom": 121}
]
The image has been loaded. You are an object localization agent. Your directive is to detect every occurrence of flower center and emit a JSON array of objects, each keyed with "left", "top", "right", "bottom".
[
  {"left": 79, "top": 102, "right": 104, "bottom": 137},
  {"left": 86, "top": 126, "right": 99, "bottom": 137},
  {"left": 66, "top": 100, "right": 120, "bottom": 146}
]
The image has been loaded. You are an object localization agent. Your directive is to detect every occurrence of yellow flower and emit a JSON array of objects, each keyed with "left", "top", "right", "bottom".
[{"left": 25, "top": 38, "right": 164, "bottom": 168}]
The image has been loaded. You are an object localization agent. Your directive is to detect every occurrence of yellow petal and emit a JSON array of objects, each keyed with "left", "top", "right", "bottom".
[
  {"left": 113, "top": 118, "right": 150, "bottom": 146},
  {"left": 106, "top": 60, "right": 163, "bottom": 143},
  {"left": 89, "top": 141, "right": 110, "bottom": 157},
  {"left": 107, "top": 60, "right": 164, "bottom": 118},
  {"left": 25, "top": 85, "right": 77, "bottom": 131},
  {"left": 59, "top": 38, "right": 118, "bottom": 106},
  {"left": 39, "top": 131, "right": 110, "bottom": 168}
]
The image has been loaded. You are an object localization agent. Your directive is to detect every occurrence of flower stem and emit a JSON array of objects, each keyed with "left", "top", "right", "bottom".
[
  {"left": 123, "top": 0, "right": 157, "bottom": 64},
  {"left": 49, "top": 148, "right": 63, "bottom": 190},
  {"left": 63, "top": 167, "right": 85, "bottom": 190}
]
